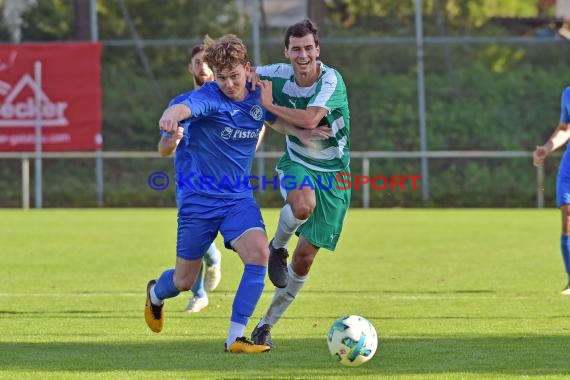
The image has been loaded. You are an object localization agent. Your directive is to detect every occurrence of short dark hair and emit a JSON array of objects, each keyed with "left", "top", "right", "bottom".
[
  {"left": 190, "top": 44, "right": 205, "bottom": 60},
  {"left": 284, "top": 19, "right": 319, "bottom": 49}
]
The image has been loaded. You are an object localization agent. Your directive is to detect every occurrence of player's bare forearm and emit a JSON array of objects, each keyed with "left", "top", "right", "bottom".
[
  {"left": 255, "top": 125, "right": 267, "bottom": 152},
  {"left": 269, "top": 118, "right": 332, "bottom": 149},
  {"left": 264, "top": 103, "right": 326, "bottom": 129},
  {"left": 535, "top": 124, "right": 570, "bottom": 166},
  {"left": 157, "top": 136, "right": 178, "bottom": 157},
  {"left": 545, "top": 123, "right": 570, "bottom": 154},
  {"left": 267, "top": 119, "right": 288, "bottom": 135},
  {"left": 268, "top": 118, "right": 306, "bottom": 135},
  {"left": 159, "top": 104, "right": 191, "bottom": 133},
  {"left": 157, "top": 126, "right": 183, "bottom": 156}
]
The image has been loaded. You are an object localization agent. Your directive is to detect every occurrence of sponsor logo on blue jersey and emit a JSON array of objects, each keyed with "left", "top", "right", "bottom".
[{"left": 220, "top": 126, "right": 261, "bottom": 140}]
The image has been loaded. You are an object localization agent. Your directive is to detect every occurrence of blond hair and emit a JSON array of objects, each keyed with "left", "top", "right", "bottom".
[{"left": 203, "top": 34, "right": 248, "bottom": 73}]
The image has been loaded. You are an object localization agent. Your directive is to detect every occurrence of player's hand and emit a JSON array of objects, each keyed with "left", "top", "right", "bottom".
[
  {"left": 533, "top": 145, "right": 548, "bottom": 167},
  {"left": 259, "top": 80, "right": 274, "bottom": 108},
  {"left": 295, "top": 126, "right": 332, "bottom": 149},
  {"left": 174, "top": 126, "right": 184, "bottom": 140},
  {"left": 248, "top": 70, "right": 259, "bottom": 91},
  {"left": 159, "top": 114, "right": 178, "bottom": 134}
]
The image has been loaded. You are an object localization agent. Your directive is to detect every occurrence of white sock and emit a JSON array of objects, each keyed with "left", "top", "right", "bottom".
[
  {"left": 204, "top": 242, "right": 220, "bottom": 267},
  {"left": 260, "top": 265, "right": 307, "bottom": 327},
  {"left": 272, "top": 204, "right": 307, "bottom": 249},
  {"left": 149, "top": 285, "right": 163, "bottom": 306},
  {"left": 226, "top": 321, "right": 246, "bottom": 348}
]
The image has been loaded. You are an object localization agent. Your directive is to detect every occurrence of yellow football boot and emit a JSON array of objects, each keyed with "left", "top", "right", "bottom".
[
  {"left": 144, "top": 279, "right": 164, "bottom": 333},
  {"left": 225, "top": 337, "right": 271, "bottom": 353}
]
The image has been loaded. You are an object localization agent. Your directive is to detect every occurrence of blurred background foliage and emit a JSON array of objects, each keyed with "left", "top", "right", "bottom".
[{"left": 0, "top": 0, "right": 568, "bottom": 207}]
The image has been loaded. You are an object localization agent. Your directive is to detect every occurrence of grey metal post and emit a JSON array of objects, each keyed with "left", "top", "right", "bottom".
[
  {"left": 90, "top": 0, "right": 98, "bottom": 39},
  {"left": 537, "top": 165, "right": 544, "bottom": 208},
  {"left": 22, "top": 155, "right": 30, "bottom": 209},
  {"left": 34, "top": 61, "right": 42, "bottom": 208},
  {"left": 414, "top": 0, "right": 429, "bottom": 201},
  {"left": 90, "top": 0, "right": 104, "bottom": 206},
  {"left": 95, "top": 147, "right": 103, "bottom": 206},
  {"left": 250, "top": 0, "right": 265, "bottom": 194},
  {"left": 362, "top": 157, "right": 370, "bottom": 208}
]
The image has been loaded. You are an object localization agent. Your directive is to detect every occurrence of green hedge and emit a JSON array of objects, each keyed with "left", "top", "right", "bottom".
[{"left": 0, "top": 43, "right": 567, "bottom": 207}]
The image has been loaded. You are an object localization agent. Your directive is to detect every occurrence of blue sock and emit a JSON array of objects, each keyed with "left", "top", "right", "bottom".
[
  {"left": 231, "top": 264, "right": 267, "bottom": 325},
  {"left": 204, "top": 243, "right": 220, "bottom": 267},
  {"left": 191, "top": 262, "right": 206, "bottom": 298},
  {"left": 154, "top": 269, "right": 180, "bottom": 300},
  {"left": 561, "top": 235, "right": 570, "bottom": 282}
]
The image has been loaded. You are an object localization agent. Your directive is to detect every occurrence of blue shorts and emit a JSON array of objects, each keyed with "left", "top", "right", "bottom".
[
  {"left": 176, "top": 193, "right": 265, "bottom": 260},
  {"left": 557, "top": 169, "right": 570, "bottom": 208},
  {"left": 557, "top": 151, "right": 570, "bottom": 207}
]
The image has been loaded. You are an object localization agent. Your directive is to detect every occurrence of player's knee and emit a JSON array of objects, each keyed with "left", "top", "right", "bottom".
[
  {"left": 563, "top": 218, "right": 570, "bottom": 234},
  {"left": 292, "top": 253, "right": 315, "bottom": 274},
  {"left": 291, "top": 202, "right": 315, "bottom": 220},
  {"left": 173, "top": 276, "right": 194, "bottom": 291},
  {"left": 562, "top": 209, "right": 570, "bottom": 233},
  {"left": 250, "top": 245, "right": 269, "bottom": 265}
]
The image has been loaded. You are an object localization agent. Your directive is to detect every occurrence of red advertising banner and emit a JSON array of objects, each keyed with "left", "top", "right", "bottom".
[{"left": 0, "top": 43, "right": 102, "bottom": 151}]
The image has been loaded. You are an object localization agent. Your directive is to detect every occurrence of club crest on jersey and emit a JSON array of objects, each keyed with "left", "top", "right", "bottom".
[{"left": 249, "top": 105, "right": 263, "bottom": 121}]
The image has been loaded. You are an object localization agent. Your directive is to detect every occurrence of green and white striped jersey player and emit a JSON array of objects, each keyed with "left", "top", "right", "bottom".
[
  {"left": 257, "top": 62, "right": 350, "bottom": 173},
  {"left": 251, "top": 19, "right": 351, "bottom": 349}
]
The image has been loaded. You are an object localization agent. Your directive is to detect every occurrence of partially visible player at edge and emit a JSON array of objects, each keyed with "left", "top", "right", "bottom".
[
  {"left": 157, "top": 44, "right": 222, "bottom": 313},
  {"left": 533, "top": 86, "right": 570, "bottom": 295},
  {"left": 145, "top": 34, "right": 272, "bottom": 353},
  {"left": 250, "top": 19, "right": 352, "bottom": 347}
]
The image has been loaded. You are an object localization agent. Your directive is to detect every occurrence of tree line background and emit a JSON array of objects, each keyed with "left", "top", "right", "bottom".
[{"left": 0, "top": 0, "right": 568, "bottom": 207}]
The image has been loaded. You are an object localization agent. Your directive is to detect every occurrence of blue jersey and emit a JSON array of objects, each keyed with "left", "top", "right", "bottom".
[
  {"left": 159, "top": 90, "right": 192, "bottom": 205},
  {"left": 559, "top": 87, "right": 570, "bottom": 169},
  {"left": 169, "top": 90, "right": 193, "bottom": 176},
  {"left": 172, "top": 81, "right": 270, "bottom": 199},
  {"left": 560, "top": 87, "right": 570, "bottom": 124},
  {"left": 556, "top": 87, "right": 570, "bottom": 207}
]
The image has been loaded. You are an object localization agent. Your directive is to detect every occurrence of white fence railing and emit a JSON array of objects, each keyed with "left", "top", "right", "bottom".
[{"left": 0, "top": 150, "right": 543, "bottom": 208}]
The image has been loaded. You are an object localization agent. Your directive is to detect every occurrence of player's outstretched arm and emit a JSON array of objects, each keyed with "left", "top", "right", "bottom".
[
  {"left": 258, "top": 80, "right": 327, "bottom": 129},
  {"left": 159, "top": 104, "right": 191, "bottom": 134},
  {"left": 255, "top": 125, "right": 267, "bottom": 152},
  {"left": 268, "top": 118, "right": 331, "bottom": 149},
  {"left": 157, "top": 127, "right": 184, "bottom": 157},
  {"left": 534, "top": 122, "right": 570, "bottom": 167}
]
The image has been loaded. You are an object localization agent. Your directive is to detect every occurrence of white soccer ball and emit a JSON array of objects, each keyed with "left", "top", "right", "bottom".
[{"left": 326, "top": 315, "right": 378, "bottom": 367}]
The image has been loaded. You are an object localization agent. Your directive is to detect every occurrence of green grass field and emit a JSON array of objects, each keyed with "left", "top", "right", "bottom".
[{"left": 1, "top": 208, "right": 570, "bottom": 379}]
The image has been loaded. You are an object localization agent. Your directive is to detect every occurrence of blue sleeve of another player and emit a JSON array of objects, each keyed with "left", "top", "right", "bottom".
[
  {"left": 161, "top": 93, "right": 192, "bottom": 138},
  {"left": 560, "top": 87, "right": 570, "bottom": 124},
  {"left": 176, "top": 82, "right": 220, "bottom": 120},
  {"left": 265, "top": 110, "right": 277, "bottom": 123},
  {"left": 168, "top": 91, "right": 191, "bottom": 107}
]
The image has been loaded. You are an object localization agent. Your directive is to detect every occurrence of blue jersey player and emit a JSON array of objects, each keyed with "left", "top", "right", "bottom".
[
  {"left": 144, "top": 35, "right": 274, "bottom": 353},
  {"left": 157, "top": 45, "right": 222, "bottom": 314},
  {"left": 534, "top": 86, "right": 570, "bottom": 295}
]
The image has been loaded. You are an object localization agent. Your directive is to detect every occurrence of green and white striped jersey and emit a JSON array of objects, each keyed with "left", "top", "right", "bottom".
[{"left": 257, "top": 62, "right": 350, "bottom": 172}]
